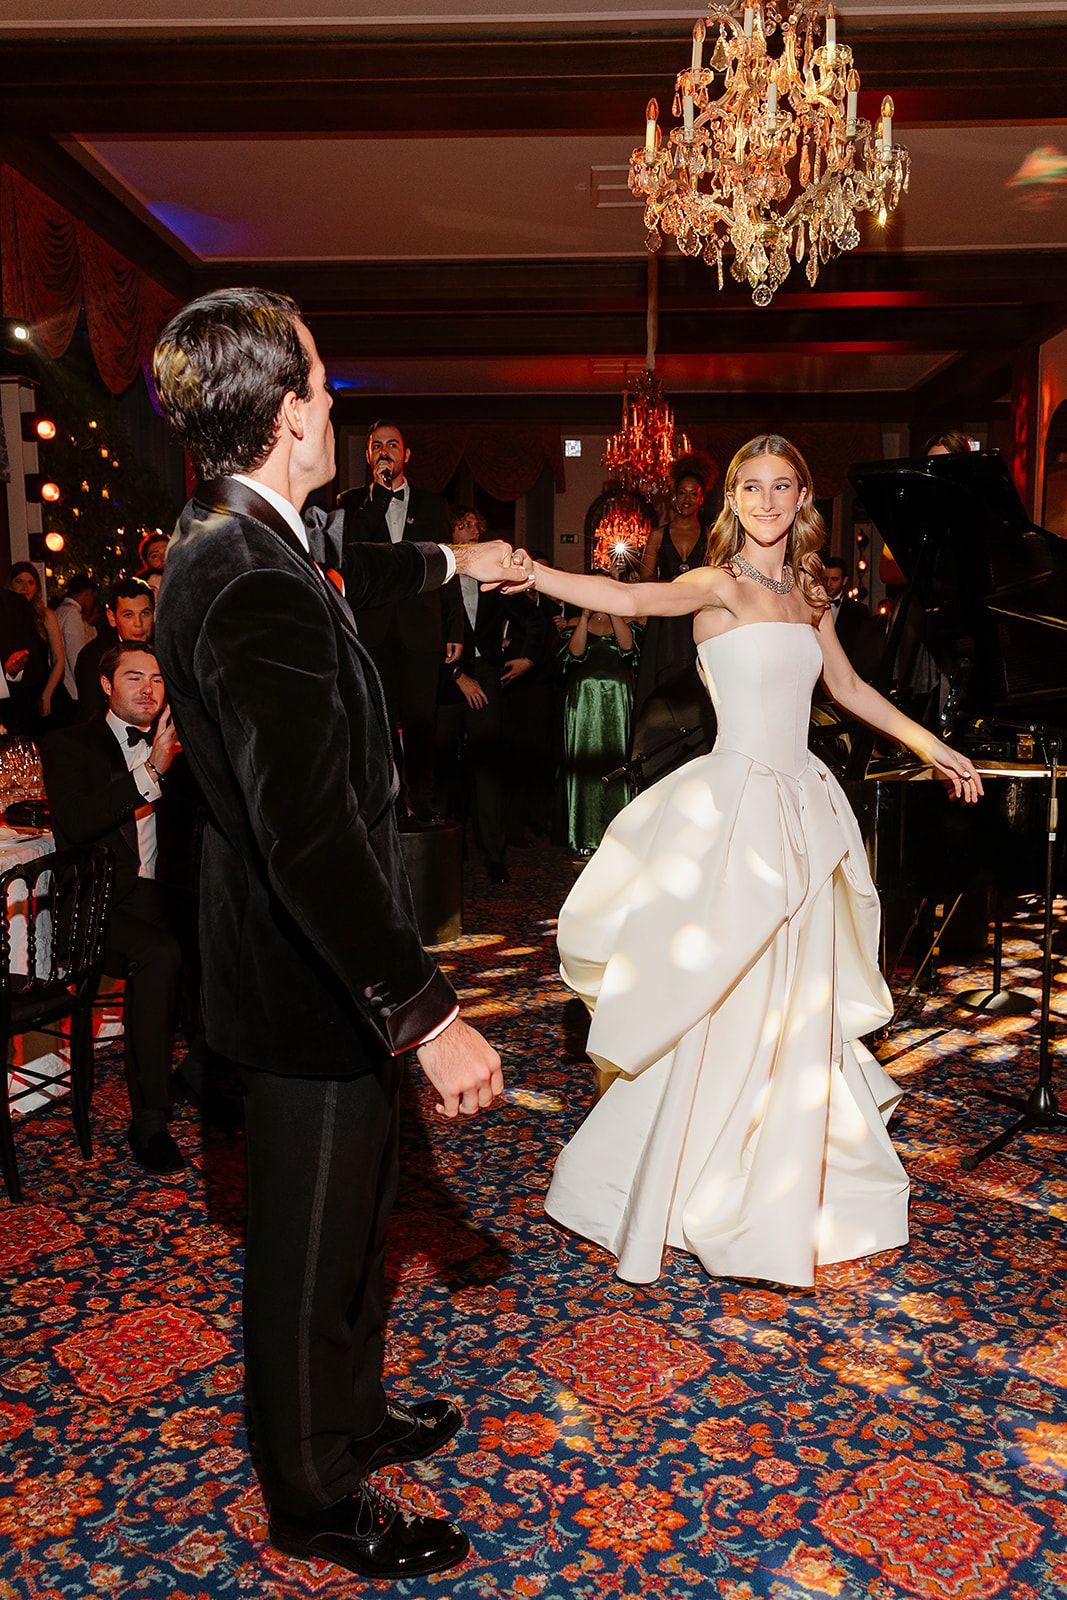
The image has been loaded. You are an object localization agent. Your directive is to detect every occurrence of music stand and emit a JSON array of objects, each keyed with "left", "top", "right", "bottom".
[{"left": 960, "top": 733, "right": 1067, "bottom": 1169}]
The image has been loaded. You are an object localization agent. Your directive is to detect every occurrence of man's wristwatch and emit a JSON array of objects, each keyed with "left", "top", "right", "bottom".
[{"left": 145, "top": 758, "right": 163, "bottom": 785}]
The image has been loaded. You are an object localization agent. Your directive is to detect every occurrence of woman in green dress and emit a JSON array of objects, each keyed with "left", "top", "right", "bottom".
[{"left": 559, "top": 604, "right": 638, "bottom": 855}]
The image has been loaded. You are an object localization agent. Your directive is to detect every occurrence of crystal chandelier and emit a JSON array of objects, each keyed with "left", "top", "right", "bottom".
[
  {"left": 630, "top": 2, "right": 910, "bottom": 305},
  {"left": 592, "top": 493, "right": 653, "bottom": 573},
  {"left": 603, "top": 368, "right": 691, "bottom": 501}
]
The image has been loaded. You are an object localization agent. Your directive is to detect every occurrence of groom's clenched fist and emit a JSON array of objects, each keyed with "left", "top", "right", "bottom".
[{"left": 417, "top": 1016, "right": 504, "bottom": 1118}]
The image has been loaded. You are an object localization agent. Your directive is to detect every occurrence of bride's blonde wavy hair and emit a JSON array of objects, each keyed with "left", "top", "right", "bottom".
[{"left": 705, "top": 435, "right": 826, "bottom": 611}]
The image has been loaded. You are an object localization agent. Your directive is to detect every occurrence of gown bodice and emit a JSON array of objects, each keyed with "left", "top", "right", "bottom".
[{"left": 697, "top": 621, "right": 822, "bottom": 781}]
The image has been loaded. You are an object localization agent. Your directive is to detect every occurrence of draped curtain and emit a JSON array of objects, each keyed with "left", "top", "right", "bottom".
[
  {"left": 0, "top": 164, "right": 179, "bottom": 395},
  {"left": 360, "top": 423, "right": 565, "bottom": 500}
]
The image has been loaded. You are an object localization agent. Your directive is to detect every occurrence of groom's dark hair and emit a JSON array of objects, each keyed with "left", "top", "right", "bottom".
[{"left": 153, "top": 287, "right": 312, "bottom": 481}]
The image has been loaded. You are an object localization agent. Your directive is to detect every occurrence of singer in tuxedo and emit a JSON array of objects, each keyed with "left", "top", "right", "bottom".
[
  {"left": 152, "top": 288, "right": 523, "bottom": 1582},
  {"left": 40, "top": 642, "right": 185, "bottom": 1173},
  {"left": 337, "top": 421, "right": 463, "bottom": 823}
]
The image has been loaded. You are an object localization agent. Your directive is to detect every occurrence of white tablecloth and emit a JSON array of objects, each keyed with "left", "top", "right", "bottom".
[{"left": 0, "top": 830, "right": 122, "bottom": 1116}]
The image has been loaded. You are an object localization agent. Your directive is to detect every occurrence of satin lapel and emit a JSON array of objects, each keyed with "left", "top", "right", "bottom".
[{"left": 197, "top": 478, "right": 362, "bottom": 651}]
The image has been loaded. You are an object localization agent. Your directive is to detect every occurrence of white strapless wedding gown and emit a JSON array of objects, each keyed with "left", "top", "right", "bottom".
[{"left": 544, "top": 621, "right": 909, "bottom": 1288}]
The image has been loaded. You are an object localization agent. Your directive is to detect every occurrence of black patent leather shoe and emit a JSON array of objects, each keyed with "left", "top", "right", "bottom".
[
  {"left": 359, "top": 1398, "right": 463, "bottom": 1473},
  {"left": 268, "top": 1481, "right": 469, "bottom": 1580},
  {"left": 127, "top": 1124, "right": 185, "bottom": 1174}
]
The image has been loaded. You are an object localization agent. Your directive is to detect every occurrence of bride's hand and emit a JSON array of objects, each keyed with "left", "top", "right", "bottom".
[{"left": 919, "top": 737, "right": 984, "bottom": 804}]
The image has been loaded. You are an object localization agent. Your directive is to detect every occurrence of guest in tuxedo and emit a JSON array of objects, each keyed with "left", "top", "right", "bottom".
[
  {"left": 40, "top": 641, "right": 185, "bottom": 1174},
  {"left": 75, "top": 578, "right": 155, "bottom": 720},
  {"left": 0, "top": 583, "right": 49, "bottom": 734},
  {"left": 436, "top": 507, "right": 550, "bottom": 884},
  {"left": 338, "top": 421, "right": 463, "bottom": 824},
  {"left": 55, "top": 575, "right": 97, "bottom": 702},
  {"left": 152, "top": 288, "right": 521, "bottom": 1581},
  {"left": 822, "top": 557, "right": 882, "bottom": 680}
]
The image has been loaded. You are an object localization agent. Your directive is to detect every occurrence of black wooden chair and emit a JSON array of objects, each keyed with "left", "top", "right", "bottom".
[{"left": 0, "top": 847, "right": 115, "bottom": 1203}]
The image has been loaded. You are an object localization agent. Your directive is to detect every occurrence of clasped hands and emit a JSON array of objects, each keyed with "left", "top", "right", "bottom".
[{"left": 451, "top": 540, "right": 536, "bottom": 593}]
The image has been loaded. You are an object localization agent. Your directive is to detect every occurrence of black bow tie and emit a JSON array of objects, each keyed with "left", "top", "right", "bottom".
[
  {"left": 125, "top": 725, "right": 151, "bottom": 747},
  {"left": 387, "top": 488, "right": 404, "bottom": 501}
]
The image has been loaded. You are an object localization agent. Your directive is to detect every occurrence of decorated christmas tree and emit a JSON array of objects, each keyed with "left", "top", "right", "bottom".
[{"left": 33, "top": 340, "right": 178, "bottom": 585}]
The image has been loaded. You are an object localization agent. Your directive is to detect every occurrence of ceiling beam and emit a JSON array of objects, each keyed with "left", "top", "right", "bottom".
[
  {"left": 2, "top": 28, "right": 1063, "bottom": 136},
  {"left": 305, "top": 306, "right": 1038, "bottom": 360},
  {"left": 201, "top": 251, "right": 1067, "bottom": 317},
  {"left": 331, "top": 391, "right": 1017, "bottom": 428}
]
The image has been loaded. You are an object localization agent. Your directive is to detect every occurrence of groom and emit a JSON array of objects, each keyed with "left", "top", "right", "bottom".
[{"left": 152, "top": 288, "right": 521, "bottom": 1580}]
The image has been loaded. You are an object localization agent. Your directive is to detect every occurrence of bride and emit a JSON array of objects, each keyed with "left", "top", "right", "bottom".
[{"left": 517, "top": 435, "right": 982, "bottom": 1288}]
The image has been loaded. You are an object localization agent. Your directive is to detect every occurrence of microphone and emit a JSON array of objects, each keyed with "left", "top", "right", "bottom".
[{"left": 376, "top": 460, "right": 393, "bottom": 487}]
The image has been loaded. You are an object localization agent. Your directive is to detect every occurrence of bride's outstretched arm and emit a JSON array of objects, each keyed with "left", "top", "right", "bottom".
[
  {"left": 815, "top": 605, "right": 984, "bottom": 804},
  {"left": 521, "top": 559, "right": 728, "bottom": 619}
]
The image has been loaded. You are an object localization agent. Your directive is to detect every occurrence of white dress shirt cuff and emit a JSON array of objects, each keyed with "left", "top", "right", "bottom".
[
  {"left": 400, "top": 1003, "right": 460, "bottom": 1054},
  {"left": 132, "top": 763, "right": 162, "bottom": 804},
  {"left": 440, "top": 546, "right": 457, "bottom": 580}
]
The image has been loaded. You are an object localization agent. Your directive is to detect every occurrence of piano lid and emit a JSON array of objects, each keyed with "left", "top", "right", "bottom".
[{"left": 848, "top": 451, "right": 1067, "bottom": 729}]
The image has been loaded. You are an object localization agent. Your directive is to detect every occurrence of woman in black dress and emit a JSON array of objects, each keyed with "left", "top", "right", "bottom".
[{"left": 630, "top": 454, "right": 717, "bottom": 784}]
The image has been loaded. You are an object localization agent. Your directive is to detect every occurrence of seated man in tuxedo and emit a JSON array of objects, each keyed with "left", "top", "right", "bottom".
[
  {"left": 338, "top": 420, "right": 462, "bottom": 824},
  {"left": 41, "top": 641, "right": 185, "bottom": 1174},
  {"left": 436, "top": 507, "right": 550, "bottom": 883},
  {"left": 75, "top": 578, "right": 155, "bottom": 720}
]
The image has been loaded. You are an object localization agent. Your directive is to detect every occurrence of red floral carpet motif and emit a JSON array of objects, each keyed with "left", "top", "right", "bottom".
[
  {"left": 1016, "top": 1326, "right": 1067, "bottom": 1387},
  {"left": 816, "top": 1454, "right": 1043, "bottom": 1599},
  {"left": 2, "top": 857, "right": 1065, "bottom": 1598},
  {"left": 534, "top": 1310, "right": 711, "bottom": 1411},
  {"left": 54, "top": 1303, "right": 232, "bottom": 1402},
  {"left": 0, "top": 1205, "right": 82, "bottom": 1271},
  {"left": 384, "top": 1207, "right": 482, "bottom": 1285}
]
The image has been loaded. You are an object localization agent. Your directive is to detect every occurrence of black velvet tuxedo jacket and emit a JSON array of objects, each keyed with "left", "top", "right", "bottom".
[
  {"left": 153, "top": 477, "right": 458, "bottom": 1079},
  {"left": 41, "top": 713, "right": 175, "bottom": 903},
  {"left": 338, "top": 483, "right": 462, "bottom": 655}
]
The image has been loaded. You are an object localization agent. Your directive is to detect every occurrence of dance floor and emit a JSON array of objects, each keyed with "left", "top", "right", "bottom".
[{"left": 1, "top": 847, "right": 1065, "bottom": 1599}]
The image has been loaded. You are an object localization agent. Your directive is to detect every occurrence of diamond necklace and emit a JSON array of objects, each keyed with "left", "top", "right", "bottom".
[{"left": 732, "top": 552, "right": 794, "bottom": 595}]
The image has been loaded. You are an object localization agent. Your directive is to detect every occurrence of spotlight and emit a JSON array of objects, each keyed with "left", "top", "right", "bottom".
[
  {"left": 44, "top": 531, "right": 65, "bottom": 554},
  {"left": 21, "top": 413, "right": 56, "bottom": 443}
]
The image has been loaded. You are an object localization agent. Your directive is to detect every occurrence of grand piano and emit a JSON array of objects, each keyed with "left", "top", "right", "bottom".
[{"left": 842, "top": 450, "right": 1067, "bottom": 968}]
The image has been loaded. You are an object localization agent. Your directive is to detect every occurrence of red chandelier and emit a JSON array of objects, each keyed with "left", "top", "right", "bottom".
[
  {"left": 592, "top": 493, "right": 653, "bottom": 573},
  {"left": 603, "top": 369, "right": 691, "bottom": 502}
]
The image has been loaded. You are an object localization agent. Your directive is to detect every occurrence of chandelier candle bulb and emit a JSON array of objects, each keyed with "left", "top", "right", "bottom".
[
  {"left": 743, "top": 6, "right": 754, "bottom": 41},
  {"left": 826, "top": 3, "right": 836, "bottom": 57},
  {"left": 846, "top": 69, "right": 859, "bottom": 135},
  {"left": 692, "top": 18, "right": 705, "bottom": 76},
  {"left": 881, "top": 96, "right": 893, "bottom": 157},
  {"left": 683, "top": 92, "right": 695, "bottom": 135},
  {"left": 765, "top": 79, "right": 777, "bottom": 128},
  {"left": 645, "top": 98, "right": 658, "bottom": 158}
]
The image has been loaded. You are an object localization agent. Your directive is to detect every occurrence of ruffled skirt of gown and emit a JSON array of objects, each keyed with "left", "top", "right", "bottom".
[{"left": 544, "top": 743, "right": 910, "bottom": 1289}]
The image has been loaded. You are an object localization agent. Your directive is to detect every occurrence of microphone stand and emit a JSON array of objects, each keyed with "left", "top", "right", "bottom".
[{"left": 960, "top": 731, "right": 1067, "bottom": 1169}]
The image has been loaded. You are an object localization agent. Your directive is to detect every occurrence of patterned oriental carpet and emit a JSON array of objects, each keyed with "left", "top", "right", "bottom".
[{"left": 1, "top": 846, "right": 1065, "bottom": 1600}]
